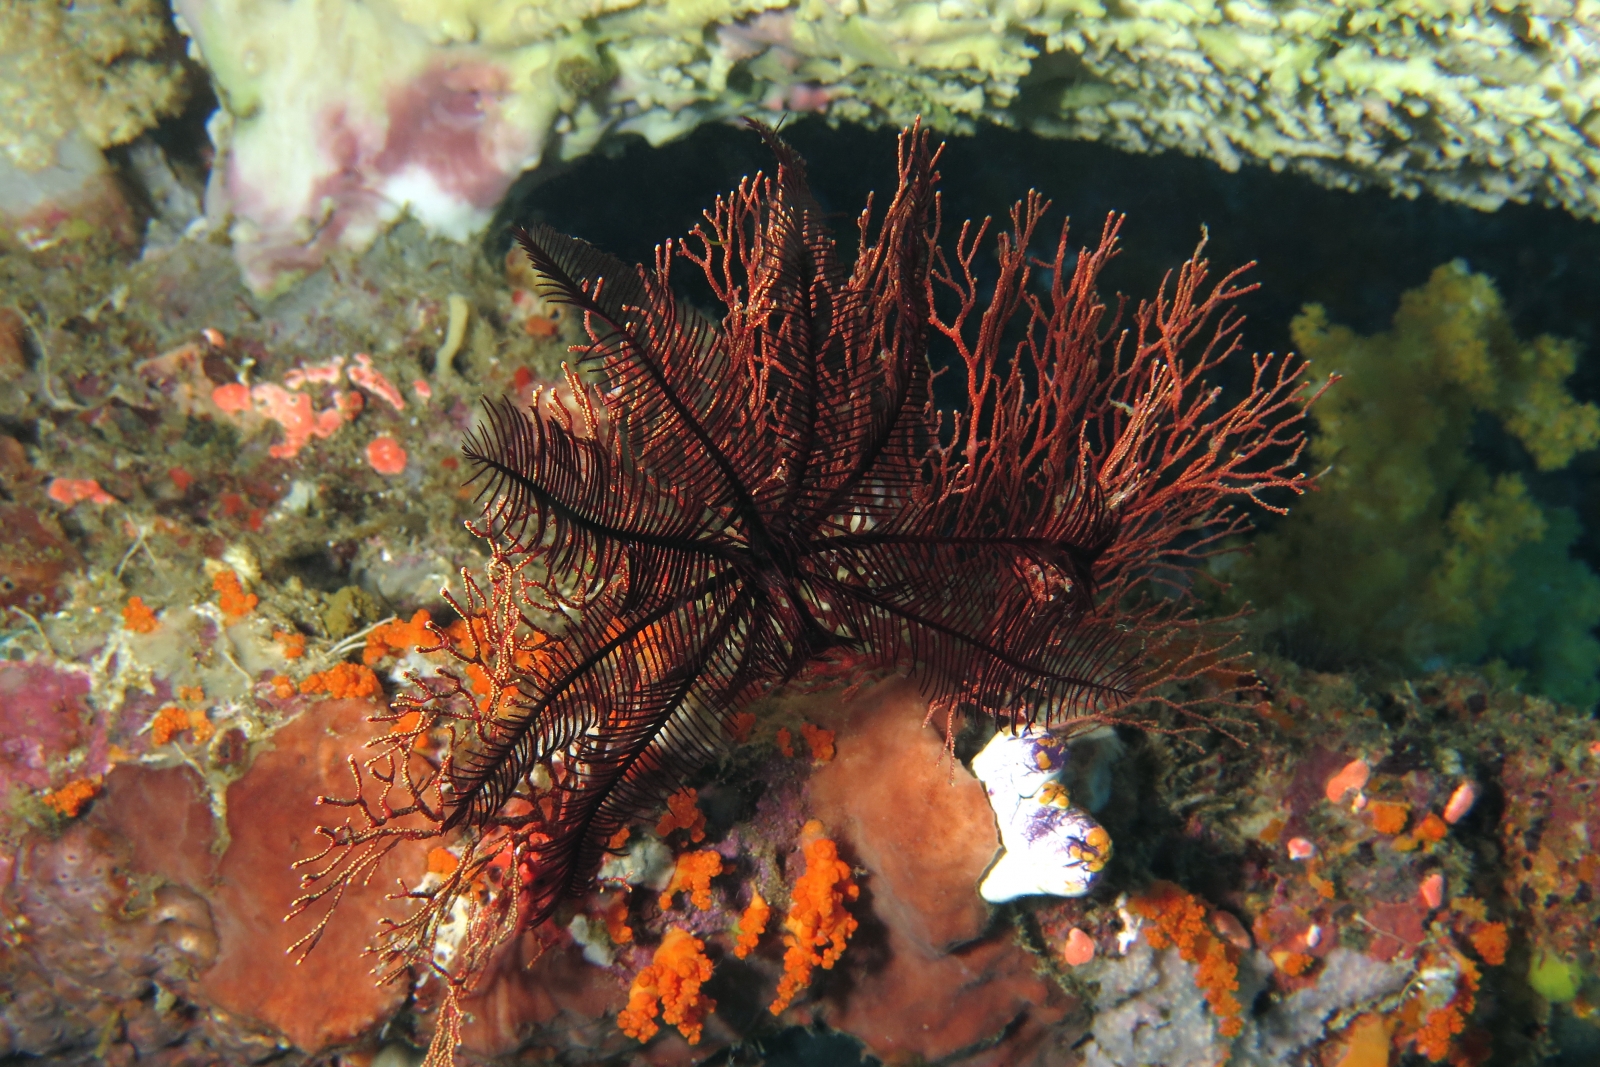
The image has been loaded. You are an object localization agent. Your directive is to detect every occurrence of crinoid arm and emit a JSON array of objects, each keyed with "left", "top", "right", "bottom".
[{"left": 288, "top": 122, "right": 1330, "bottom": 1059}]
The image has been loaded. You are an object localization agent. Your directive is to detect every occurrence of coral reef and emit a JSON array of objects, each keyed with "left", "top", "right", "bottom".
[
  {"left": 6, "top": 44, "right": 1600, "bottom": 1062},
  {"left": 0, "top": 694, "right": 435, "bottom": 1062},
  {"left": 1236, "top": 259, "right": 1600, "bottom": 706},
  {"left": 0, "top": 0, "right": 188, "bottom": 173},
  {"left": 172, "top": 0, "right": 1600, "bottom": 292},
  {"left": 799, "top": 678, "right": 1077, "bottom": 1064},
  {"left": 279, "top": 123, "right": 1318, "bottom": 1067},
  {"left": 1031, "top": 1, "right": 1600, "bottom": 220},
  {"left": 0, "top": 194, "right": 574, "bottom": 1063},
  {"left": 1033, "top": 660, "right": 1600, "bottom": 1067}
]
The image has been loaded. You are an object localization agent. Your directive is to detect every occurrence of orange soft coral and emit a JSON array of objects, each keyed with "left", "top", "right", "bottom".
[
  {"left": 149, "top": 705, "right": 190, "bottom": 746},
  {"left": 1132, "top": 881, "right": 1244, "bottom": 1037},
  {"left": 770, "top": 820, "right": 858, "bottom": 1015},
  {"left": 362, "top": 609, "right": 434, "bottom": 665},
  {"left": 1412, "top": 1005, "right": 1466, "bottom": 1062},
  {"left": 42, "top": 776, "right": 102, "bottom": 818},
  {"left": 188, "top": 709, "right": 214, "bottom": 743},
  {"left": 660, "top": 849, "right": 723, "bottom": 911},
  {"left": 617, "top": 928, "right": 717, "bottom": 1045},
  {"left": 1275, "top": 951, "right": 1315, "bottom": 977},
  {"left": 149, "top": 705, "right": 214, "bottom": 746},
  {"left": 212, "top": 568, "right": 257, "bottom": 618},
  {"left": 1367, "top": 800, "right": 1410, "bottom": 835},
  {"left": 800, "top": 723, "right": 835, "bottom": 762},
  {"left": 728, "top": 711, "right": 756, "bottom": 743},
  {"left": 272, "top": 629, "right": 306, "bottom": 659},
  {"left": 1414, "top": 812, "right": 1449, "bottom": 843},
  {"left": 733, "top": 891, "right": 770, "bottom": 959},
  {"left": 299, "top": 662, "right": 382, "bottom": 700},
  {"left": 1398, "top": 949, "right": 1480, "bottom": 1063},
  {"left": 1469, "top": 922, "right": 1508, "bottom": 966},
  {"left": 603, "top": 891, "right": 635, "bottom": 945},
  {"left": 122, "top": 596, "right": 159, "bottom": 633},
  {"left": 656, "top": 787, "right": 706, "bottom": 842}
]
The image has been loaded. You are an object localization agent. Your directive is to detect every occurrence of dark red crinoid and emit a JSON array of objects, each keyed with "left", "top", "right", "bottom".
[{"left": 291, "top": 122, "right": 1325, "bottom": 1038}]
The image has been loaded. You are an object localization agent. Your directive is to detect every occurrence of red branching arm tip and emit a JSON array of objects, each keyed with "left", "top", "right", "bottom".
[
  {"left": 927, "top": 204, "right": 1331, "bottom": 727},
  {"left": 286, "top": 540, "right": 572, "bottom": 1067}
]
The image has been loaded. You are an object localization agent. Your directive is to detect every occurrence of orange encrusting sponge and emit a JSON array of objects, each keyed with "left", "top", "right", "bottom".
[{"left": 1130, "top": 881, "right": 1244, "bottom": 1037}]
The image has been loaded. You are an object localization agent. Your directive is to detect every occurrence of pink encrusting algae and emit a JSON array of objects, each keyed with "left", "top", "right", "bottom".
[
  {"left": 211, "top": 381, "right": 351, "bottom": 459},
  {"left": 283, "top": 356, "right": 346, "bottom": 387},
  {"left": 1443, "top": 781, "right": 1478, "bottom": 824},
  {"left": 211, "top": 382, "right": 251, "bottom": 413},
  {"left": 1062, "top": 927, "right": 1096, "bottom": 966},
  {"left": 365, "top": 436, "right": 408, "bottom": 475},
  {"left": 47, "top": 478, "right": 116, "bottom": 506},
  {"left": 348, "top": 354, "right": 406, "bottom": 411},
  {"left": 208, "top": 352, "right": 421, "bottom": 460}
]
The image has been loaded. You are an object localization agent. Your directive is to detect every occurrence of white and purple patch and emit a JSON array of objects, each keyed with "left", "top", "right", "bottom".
[{"left": 972, "top": 727, "right": 1112, "bottom": 904}]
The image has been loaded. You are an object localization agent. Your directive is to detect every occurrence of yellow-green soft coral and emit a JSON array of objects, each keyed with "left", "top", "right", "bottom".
[
  {"left": 1235, "top": 261, "right": 1600, "bottom": 707},
  {"left": 0, "top": 0, "right": 189, "bottom": 172}
]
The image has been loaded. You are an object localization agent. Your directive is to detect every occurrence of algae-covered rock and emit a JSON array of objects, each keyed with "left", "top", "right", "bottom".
[
  {"left": 0, "top": 0, "right": 189, "bottom": 173},
  {"left": 1236, "top": 260, "right": 1600, "bottom": 707},
  {"left": 322, "top": 584, "right": 386, "bottom": 639},
  {"left": 172, "top": 0, "right": 1600, "bottom": 294}
]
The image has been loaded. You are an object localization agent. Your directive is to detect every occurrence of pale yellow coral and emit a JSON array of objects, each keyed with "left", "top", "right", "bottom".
[
  {"left": 0, "top": 0, "right": 189, "bottom": 171},
  {"left": 1033, "top": 0, "right": 1600, "bottom": 220},
  {"left": 185, "top": 0, "right": 1600, "bottom": 293}
]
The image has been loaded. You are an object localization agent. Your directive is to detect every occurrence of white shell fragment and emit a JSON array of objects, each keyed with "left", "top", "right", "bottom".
[
  {"left": 596, "top": 834, "right": 674, "bottom": 891},
  {"left": 972, "top": 727, "right": 1113, "bottom": 904}
]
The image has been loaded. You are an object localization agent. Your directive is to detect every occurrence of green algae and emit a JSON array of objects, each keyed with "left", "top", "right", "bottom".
[{"left": 1530, "top": 953, "right": 1580, "bottom": 1004}]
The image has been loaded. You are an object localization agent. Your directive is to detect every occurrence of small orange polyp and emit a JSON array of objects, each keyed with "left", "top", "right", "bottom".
[
  {"left": 1062, "top": 927, "right": 1096, "bottom": 966},
  {"left": 1443, "top": 781, "right": 1478, "bottom": 824},
  {"left": 47, "top": 478, "right": 116, "bottom": 506},
  {"left": 1324, "top": 758, "right": 1370, "bottom": 804}
]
